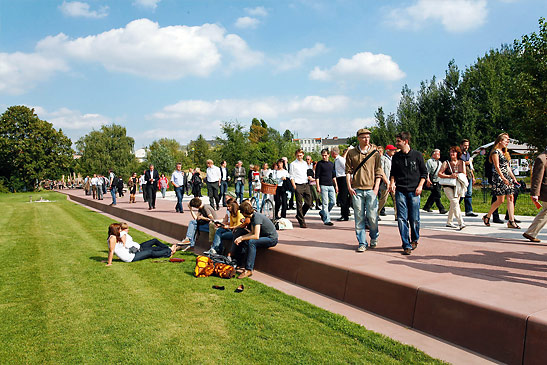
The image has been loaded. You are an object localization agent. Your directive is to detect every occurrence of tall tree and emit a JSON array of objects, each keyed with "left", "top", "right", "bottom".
[
  {"left": 187, "top": 134, "right": 211, "bottom": 168},
  {"left": 0, "top": 106, "right": 74, "bottom": 191},
  {"left": 76, "top": 124, "right": 137, "bottom": 178},
  {"left": 512, "top": 17, "right": 547, "bottom": 151}
]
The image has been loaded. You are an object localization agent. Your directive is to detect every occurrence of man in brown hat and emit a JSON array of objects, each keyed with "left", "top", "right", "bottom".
[{"left": 345, "top": 128, "right": 383, "bottom": 252}]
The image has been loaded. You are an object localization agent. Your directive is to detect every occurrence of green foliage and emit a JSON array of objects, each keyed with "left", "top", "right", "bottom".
[
  {"left": 146, "top": 138, "right": 190, "bottom": 174},
  {"left": 374, "top": 19, "right": 547, "bottom": 158},
  {"left": 187, "top": 134, "right": 212, "bottom": 168},
  {"left": 76, "top": 124, "right": 138, "bottom": 179},
  {"left": 0, "top": 106, "right": 74, "bottom": 192}
]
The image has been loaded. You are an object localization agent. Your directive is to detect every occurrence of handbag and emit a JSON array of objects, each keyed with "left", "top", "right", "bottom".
[{"left": 439, "top": 162, "right": 457, "bottom": 187}]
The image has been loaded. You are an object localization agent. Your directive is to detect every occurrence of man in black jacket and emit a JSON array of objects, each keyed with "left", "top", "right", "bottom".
[
  {"left": 145, "top": 164, "right": 159, "bottom": 210},
  {"left": 388, "top": 132, "right": 427, "bottom": 255}
]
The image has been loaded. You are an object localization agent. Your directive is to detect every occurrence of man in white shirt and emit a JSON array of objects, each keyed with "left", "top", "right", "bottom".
[
  {"left": 96, "top": 174, "right": 104, "bottom": 200},
  {"left": 206, "top": 159, "right": 221, "bottom": 210},
  {"left": 171, "top": 162, "right": 185, "bottom": 213},
  {"left": 91, "top": 174, "right": 98, "bottom": 199},
  {"left": 138, "top": 171, "right": 146, "bottom": 202},
  {"left": 332, "top": 146, "right": 350, "bottom": 221},
  {"left": 290, "top": 149, "right": 312, "bottom": 228}
]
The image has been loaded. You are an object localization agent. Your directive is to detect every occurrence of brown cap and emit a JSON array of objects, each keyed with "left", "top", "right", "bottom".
[{"left": 356, "top": 128, "right": 371, "bottom": 136}]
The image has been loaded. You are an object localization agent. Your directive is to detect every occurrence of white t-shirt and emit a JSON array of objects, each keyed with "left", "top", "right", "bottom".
[
  {"left": 289, "top": 160, "right": 309, "bottom": 184},
  {"left": 109, "top": 234, "right": 136, "bottom": 263},
  {"left": 334, "top": 156, "right": 346, "bottom": 177},
  {"left": 206, "top": 165, "right": 221, "bottom": 183},
  {"left": 274, "top": 169, "right": 290, "bottom": 186}
]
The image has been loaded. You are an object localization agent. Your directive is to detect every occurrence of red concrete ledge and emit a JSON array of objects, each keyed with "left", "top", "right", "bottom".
[{"left": 524, "top": 310, "right": 547, "bottom": 365}]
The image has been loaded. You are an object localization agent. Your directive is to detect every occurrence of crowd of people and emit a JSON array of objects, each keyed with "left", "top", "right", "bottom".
[{"left": 100, "top": 128, "right": 546, "bottom": 269}]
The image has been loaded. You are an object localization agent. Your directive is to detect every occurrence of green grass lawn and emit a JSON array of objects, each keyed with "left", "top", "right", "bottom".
[{"left": 0, "top": 192, "right": 443, "bottom": 364}]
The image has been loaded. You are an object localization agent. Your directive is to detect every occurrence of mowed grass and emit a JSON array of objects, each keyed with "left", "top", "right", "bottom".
[{"left": 0, "top": 192, "right": 444, "bottom": 364}]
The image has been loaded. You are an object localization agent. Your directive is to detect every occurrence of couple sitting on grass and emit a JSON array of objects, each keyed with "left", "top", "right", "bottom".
[
  {"left": 177, "top": 193, "right": 278, "bottom": 279},
  {"left": 106, "top": 222, "right": 176, "bottom": 266}
]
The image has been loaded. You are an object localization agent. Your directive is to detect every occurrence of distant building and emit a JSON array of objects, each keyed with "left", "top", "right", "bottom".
[
  {"left": 135, "top": 148, "right": 147, "bottom": 163},
  {"left": 205, "top": 139, "right": 221, "bottom": 148},
  {"left": 292, "top": 137, "right": 349, "bottom": 153}
]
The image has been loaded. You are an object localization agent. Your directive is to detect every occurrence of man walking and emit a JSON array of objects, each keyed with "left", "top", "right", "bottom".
[
  {"left": 220, "top": 160, "right": 229, "bottom": 207},
  {"left": 315, "top": 148, "right": 338, "bottom": 226},
  {"left": 523, "top": 148, "right": 547, "bottom": 242},
  {"left": 109, "top": 169, "right": 118, "bottom": 206},
  {"left": 233, "top": 161, "right": 246, "bottom": 204},
  {"left": 332, "top": 146, "right": 350, "bottom": 221},
  {"left": 388, "top": 132, "right": 427, "bottom": 255},
  {"left": 206, "top": 159, "right": 221, "bottom": 210},
  {"left": 91, "top": 174, "right": 98, "bottom": 199},
  {"left": 345, "top": 129, "right": 382, "bottom": 252},
  {"left": 145, "top": 164, "right": 159, "bottom": 210},
  {"left": 290, "top": 148, "right": 313, "bottom": 228},
  {"left": 460, "top": 139, "right": 478, "bottom": 217},
  {"left": 378, "top": 144, "right": 398, "bottom": 219},
  {"left": 171, "top": 162, "right": 185, "bottom": 213},
  {"left": 423, "top": 149, "right": 447, "bottom": 214}
]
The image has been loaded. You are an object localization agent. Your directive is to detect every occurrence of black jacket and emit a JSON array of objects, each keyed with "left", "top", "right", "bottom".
[{"left": 390, "top": 149, "right": 427, "bottom": 193}]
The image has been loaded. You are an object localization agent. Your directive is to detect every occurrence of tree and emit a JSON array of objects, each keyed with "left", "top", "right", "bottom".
[
  {"left": 512, "top": 17, "right": 547, "bottom": 152},
  {"left": 282, "top": 129, "right": 294, "bottom": 141},
  {"left": 187, "top": 134, "right": 211, "bottom": 168},
  {"left": 147, "top": 138, "right": 190, "bottom": 172},
  {"left": 0, "top": 106, "right": 74, "bottom": 191},
  {"left": 76, "top": 124, "right": 137, "bottom": 178}
]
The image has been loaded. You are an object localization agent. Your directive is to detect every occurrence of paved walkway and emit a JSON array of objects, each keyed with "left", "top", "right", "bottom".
[{"left": 61, "top": 189, "right": 547, "bottom": 364}]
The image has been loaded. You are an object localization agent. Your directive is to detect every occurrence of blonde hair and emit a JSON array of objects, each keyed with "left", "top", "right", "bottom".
[
  {"left": 120, "top": 222, "right": 129, "bottom": 230},
  {"left": 489, "top": 133, "right": 511, "bottom": 163}
]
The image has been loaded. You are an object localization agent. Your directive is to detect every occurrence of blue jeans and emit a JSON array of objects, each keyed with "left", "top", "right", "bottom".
[
  {"left": 242, "top": 237, "right": 277, "bottom": 270},
  {"left": 351, "top": 189, "right": 379, "bottom": 245},
  {"left": 110, "top": 186, "right": 117, "bottom": 204},
  {"left": 185, "top": 220, "right": 209, "bottom": 247},
  {"left": 220, "top": 181, "right": 228, "bottom": 206},
  {"left": 395, "top": 190, "right": 421, "bottom": 249},
  {"left": 212, "top": 227, "right": 233, "bottom": 252},
  {"left": 463, "top": 181, "right": 473, "bottom": 214},
  {"left": 320, "top": 185, "right": 336, "bottom": 223},
  {"left": 174, "top": 186, "right": 184, "bottom": 212},
  {"left": 235, "top": 181, "right": 244, "bottom": 203}
]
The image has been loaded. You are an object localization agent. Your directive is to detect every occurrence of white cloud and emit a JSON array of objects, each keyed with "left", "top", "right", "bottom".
[
  {"left": 386, "top": 0, "right": 488, "bottom": 33},
  {"left": 0, "top": 52, "right": 67, "bottom": 95},
  {"left": 59, "top": 1, "right": 109, "bottom": 19},
  {"left": 274, "top": 43, "right": 327, "bottom": 72},
  {"left": 245, "top": 6, "right": 268, "bottom": 17},
  {"left": 36, "top": 18, "right": 263, "bottom": 80},
  {"left": 235, "top": 16, "right": 260, "bottom": 29},
  {"left": 33, "top": 106, "right": 110, "bottom": 131},
  {"left": 309, "top": 52, "right": 405, "bottom": 82},
  {"left": 133, "top": 0, "right": 161, "bottom": 10},
  {"left": 287, "top": 95, "right": 350, "bottom": 113}
]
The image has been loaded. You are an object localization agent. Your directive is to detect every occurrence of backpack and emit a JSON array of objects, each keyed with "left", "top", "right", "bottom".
[
  {"left": 214, "top": 263, "right": 236, "bottom": 279},
  {"left": 112, "top": 175, "right": 120, "bottom": 187},
  {"left": 275, "top": 218, "right": 293, "bottom": 230},
  {"left": 194, "top": 255, "right": 215, "bottom": 277}
]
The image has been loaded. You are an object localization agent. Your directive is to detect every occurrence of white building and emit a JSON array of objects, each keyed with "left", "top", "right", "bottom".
[
  {"left": 134, "top": 148, "right": 147, "bottom": 163},
  {"left": 293, "top": 137, "right": 349, "bottom": 153}
]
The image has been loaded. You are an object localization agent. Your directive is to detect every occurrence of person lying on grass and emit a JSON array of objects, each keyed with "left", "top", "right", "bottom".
[
  {"left": 205, "top": 200, "right": 248, "bottom": 256},
  {"left": 106, "top": 223, "right": 175, "bottom": 266},
  {"left": 175, "top": 197, "right": 217, "bottom": 252},
  {"left": 233, "top": 200, "right": 278, "bottom": 279}
]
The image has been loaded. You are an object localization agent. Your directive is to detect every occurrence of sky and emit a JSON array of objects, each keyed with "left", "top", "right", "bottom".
[{"left": 1, "top": 0, "right": 545, "bottom": 150}]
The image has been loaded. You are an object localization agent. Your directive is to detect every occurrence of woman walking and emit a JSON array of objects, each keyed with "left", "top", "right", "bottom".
[
  {"left": 274, "top": 159, "right": 289, "bottom": 219},
  {"left": 128, "top": 172, "right": 137, "bottom": 203},
  {"left": 482, "top": 133, "right": 520, "bottom": 229},
  {"left": 438, "top": 146, "right": 467, "bottom": 230},
  {"left": 159, "top": 173, "right": 169, "bottom": 198}
]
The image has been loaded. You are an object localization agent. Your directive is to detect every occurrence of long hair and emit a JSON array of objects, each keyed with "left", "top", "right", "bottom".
[
  {"left": 489, "top": 133, "right": 511, "bottom": 163},
  {"left": 229, "top": 201, "right": 239, "bottom": 218},
  {"left": 108, "top": 223, "right": 122, "bottom": 242}
]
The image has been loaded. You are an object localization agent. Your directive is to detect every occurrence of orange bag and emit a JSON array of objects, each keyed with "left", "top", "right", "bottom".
[
  {"left": 214, "top": 263, "right": 236, "bottom": 279},
  {"left": 194, "top": 255, "right": 214, "bottom": 277}
]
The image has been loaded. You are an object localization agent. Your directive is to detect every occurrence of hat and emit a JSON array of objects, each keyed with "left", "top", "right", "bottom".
[
  {"left": 356, "top": 128, "right": 372, "bottom": 136},
  {"left": 226, "top": 191, "right": 237, "bottom": 200},
  {"left": 385, "top": 144, "right": 397, "bottom": 150}
]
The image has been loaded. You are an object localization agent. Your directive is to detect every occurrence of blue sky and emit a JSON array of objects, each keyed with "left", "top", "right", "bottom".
[{"left": 1, "top": 0, "right": 545, "bottom": 149}]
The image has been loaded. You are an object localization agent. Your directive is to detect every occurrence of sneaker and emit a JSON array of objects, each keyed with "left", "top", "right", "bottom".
[
  {"left": 319, "top": 210, "right": 325, "bottom": 221},
  {"left": 465, "top": 212, "right": 478, "bottom": 217},
  {"left": 203, "top": 248, "right": 217, "bottom": 255},
  {"left": 411, "top": 241, "right": 418, "bottom": 250},
  {"left": 357, "top": 244, "right": 367, "bottom": 252},
  {"left": 446, "top": 223, "right": 458, "bottom": 228},
  {"left": 182, "top": 245, "right": 194, "bottom": 252},
  {"left": 423, "top": 208, "right": 432, "bottom": 212},
  {"left": 439, "top": 209, "right": 448, "bottom": 214},
  {"left": 324, "top": 222, "right": 334, "bottom": 226},
  {"left": 403, "top": 248, "right": 412, "bottom": 255},
  {"left": 369, "top": 240, "right": 377, "bottom": 249},
  {"left": 459, "top": 224, "right": 466, "bottom": 231}
]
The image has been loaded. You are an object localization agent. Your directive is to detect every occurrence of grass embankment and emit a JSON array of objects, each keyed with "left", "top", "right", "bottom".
[{"left": 0, "top": 192, "right": 443, "bottom": 364}]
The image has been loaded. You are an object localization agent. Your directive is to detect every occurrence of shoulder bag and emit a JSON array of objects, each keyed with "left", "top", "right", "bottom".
[{"left": 439, "top": 162, "right": 457, "bottom": 187}]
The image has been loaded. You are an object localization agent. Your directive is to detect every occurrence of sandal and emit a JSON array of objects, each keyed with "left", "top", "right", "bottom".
[
  {"left": 482, "top": 215, "right": 490, "bottom": 227},
  {"left": 234, "top": 284, "right": 244, "bottom": 293},
  {"left": 507, "top": 220, "right": 521, "bottom": 229}
]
